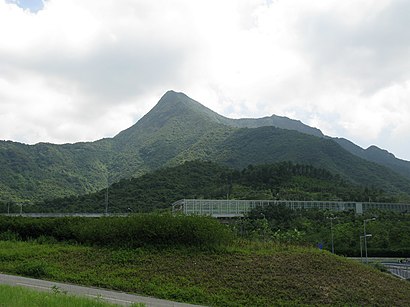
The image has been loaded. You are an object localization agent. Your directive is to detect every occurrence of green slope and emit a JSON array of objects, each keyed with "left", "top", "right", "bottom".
[
  {"left": 0, "top": 140, "right": 114, "bottom": 202},
  {"left": 1, "top": 90, "right": 410, "bottom": 204},
  {"left": 28, "top": 161, "right": 398, "bottom": 213},
  {"left": 335, "top": 138, "right": 410, "bottom": 180},
  {"left": 113, "top": 91, "right": 235, "bottom": 171},
  {"left": 173, "top": 126, "right": 410, "bottom": 195},
  {"left": 1, "top": 240, "right": 410, "bottom": 306}
]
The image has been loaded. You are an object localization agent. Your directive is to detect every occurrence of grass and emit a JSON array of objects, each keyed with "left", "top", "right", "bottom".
[
  {"left": 0, "top": 240, "right": 410, "bottom": 306},
  {"left": 0, "top": 284, "right": 124, "bottom": 307}
]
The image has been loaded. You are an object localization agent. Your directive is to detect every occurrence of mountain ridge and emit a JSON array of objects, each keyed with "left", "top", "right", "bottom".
[{"left": 1, "top": 90, "right": 409, "bottom": 204}]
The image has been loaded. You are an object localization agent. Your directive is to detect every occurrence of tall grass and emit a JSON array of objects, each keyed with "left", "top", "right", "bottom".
[
  {"left": 0, "top": 214, "right": 233, "bottom": 248},
  {"left": 0, "top": 284, "right": 124, "bottom": 307}
]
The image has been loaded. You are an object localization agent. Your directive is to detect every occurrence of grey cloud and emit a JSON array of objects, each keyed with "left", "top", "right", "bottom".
[
  {"left": 298, "top": 0, "right": 410, "bottom": 94},
  {"left": 5, "top": 44, "right": 187, "bottom": 104}
]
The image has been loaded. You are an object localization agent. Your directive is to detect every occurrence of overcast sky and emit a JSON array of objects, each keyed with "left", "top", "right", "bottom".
[{"left": 1, "top": 0, "right": 410, "bottom": 161}]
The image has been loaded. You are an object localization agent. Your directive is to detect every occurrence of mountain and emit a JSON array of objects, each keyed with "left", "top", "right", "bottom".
[
  {"left": 0, "top": 139, "right": 113, "bottom": 202},
  {"left": 1, "top": 90, "right": 410, "bottom": 204},
  {"left": 115, "top": 91, "right": 324, "bottom": 145},
  {"left": 334, "top": 138, "right": 410, "bottom": 180}
]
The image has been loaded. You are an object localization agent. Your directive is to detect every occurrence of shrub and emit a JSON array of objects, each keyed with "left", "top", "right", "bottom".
[
  {"left": 70, "top": 214, "right": 233, "bottom": 248},
  {"left": 0, "top": 214, "right": 234, "bottom": 249},
  {"left": 0, "top": 230, "right": 21, "bottom": 241},
  {"left": 15, "top": 261, "right": 49, "bottom": 278}
]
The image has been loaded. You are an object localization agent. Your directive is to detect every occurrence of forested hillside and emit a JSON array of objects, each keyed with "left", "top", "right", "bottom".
[
  {"left": 0, "top": 140, "right": 113, "bottom": 202},
  {"left": 1, "top": 90, "right": 410, "bottom": 204},
  {"left": 23, "top": 161, "right": 402, "bottom": 213},
  {"left": 335, "top": 137, "right": 410, "bottom": 180}
]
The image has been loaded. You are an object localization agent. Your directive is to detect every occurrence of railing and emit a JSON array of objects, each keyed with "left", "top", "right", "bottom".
[
  {"left": 382, "top": 262, "right": 410, "bottom": 280},
  {"left": 171, "top": 199, "right": 410, "bottom": 217}
]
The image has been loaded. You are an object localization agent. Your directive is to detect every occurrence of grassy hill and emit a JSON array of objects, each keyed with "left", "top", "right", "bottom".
[
  {"left": 0, "top": 237, "right": 409, "bottom": 306},
  {"left": 1, "top": 90, "right": 410, "bottom": 204}
]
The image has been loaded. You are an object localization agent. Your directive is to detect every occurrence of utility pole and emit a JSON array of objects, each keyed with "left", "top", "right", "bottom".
[
  {"left": 360, "top": 235, "right": 363, "bottom": 262},
  {"left": 327, "top": 216, "right": 337, "bottom": 254},
  {"left": 105, "top": 167, "right": 109, "bottom": 215}
]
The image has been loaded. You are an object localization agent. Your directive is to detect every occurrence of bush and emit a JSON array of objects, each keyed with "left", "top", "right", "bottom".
[
  {"left": 15, "top": 261, "right": 49, "bottom": 278},
  {"left": 0, "top": 230, "right": 21, "bottom": 241},
  {"left": 0, "top": 214, "right": 234, "bottom": 249},
  {"left": 71, "top": 214, "right": 233, "bottom": 248}
]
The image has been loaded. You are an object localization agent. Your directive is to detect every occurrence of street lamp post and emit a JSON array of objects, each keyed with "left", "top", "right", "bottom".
[
  {"left": 360, "top": 234, "right": 372, "bottom": 263},
  {"left": 364, "top": 218, "right": 376, "bottom": 264}
]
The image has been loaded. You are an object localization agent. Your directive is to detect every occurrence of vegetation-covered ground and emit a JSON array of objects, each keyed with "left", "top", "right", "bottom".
[
  {"left": 0, "top": 214, "right": 408, "bottom": 306},
  {"left": 0, "top": 284, "right": 125, "bottom": 307},
  {"left": 0, "top": 240, "right": 409, "bottom": 306},
  {"left": 14, "top": 161, "right": 408, "bottom": 214}
]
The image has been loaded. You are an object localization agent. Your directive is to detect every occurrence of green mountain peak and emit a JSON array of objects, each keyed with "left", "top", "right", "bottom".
[{"left": 1, "top": 90, "right": 410, "bottom": 204}]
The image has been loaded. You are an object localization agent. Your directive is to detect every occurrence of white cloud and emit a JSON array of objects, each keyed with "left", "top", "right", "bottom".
[{"left": 0, "top": 0, "right": 410, "bottom": 160}]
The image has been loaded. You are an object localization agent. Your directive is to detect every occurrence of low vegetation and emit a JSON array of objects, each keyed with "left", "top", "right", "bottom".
[
  {"left": 1, "top": 202, "right": 410, "bottom": 258},
  {"left": 0, "top": 214, "right": 232, "bottom": 249},
  {"left": 0, "top": 240, "right": 409, "bottom": 306},
  {"left": 0, "top": 284, "right": 125, "bottom": 307},
  {"left": 0, "top": 207, "right": 409, "bottom": 305}
]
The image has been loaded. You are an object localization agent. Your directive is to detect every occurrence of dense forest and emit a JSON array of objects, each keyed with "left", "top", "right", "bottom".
[{"left": 8, "top": 160, "right": 404, "bottom": 214}]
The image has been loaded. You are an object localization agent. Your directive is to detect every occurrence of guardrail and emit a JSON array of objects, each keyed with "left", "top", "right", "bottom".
[{"left": 382, "top": 263, "right": 410, "bottom": 280}]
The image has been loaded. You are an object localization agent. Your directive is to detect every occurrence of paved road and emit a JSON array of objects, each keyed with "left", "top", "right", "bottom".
[{"left": 0, "top": 273, "right": 205, "bottom": 307}]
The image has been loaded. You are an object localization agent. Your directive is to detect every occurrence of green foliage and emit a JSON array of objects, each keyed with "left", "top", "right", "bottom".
[
  {"left": 369, "top": 261, "right": 388, "bottom": 273},
  {"left": 0, "top": 140, "right": 114, "bottom": 203},
  {"left": 0, "top": 284, "right": 122, "bottom": 307},
  {"left": 15, "top": 260, "right": 49, "bottom": 278},
  {"left": 71, "top": 214, "right": 233, "bottom": 248},
  {"left": 0, "top": 214, "right": 233, "bottom": 249},
  {"left": 0, "top": 230, "right": 21, "bottom": 241},
  {"left": 241, "top": 205, "right": 410, "bottom": 256},
  {"left": 1, "top": 240, "right": 410, "bottom": 306},
  {"left": 28, "top": 161, "right": 398, "bottom": 213}
]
